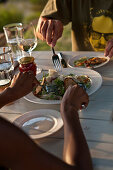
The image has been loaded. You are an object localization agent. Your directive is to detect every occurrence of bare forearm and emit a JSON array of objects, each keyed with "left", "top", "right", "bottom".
[
  {"left": 0, "top": 88, "right": 13, "bottom": 108},
  {"left": 0, "top": 117, "right": 76, "bottom": 170},
  {"left": 0, "top": 72, "right": 38, "bottom": 109},
  {"left": 62, "top": 107, "right": 93, "bottom": 170},
  {"left": 0, "top": 86, "right": 23, "bottom": 109}
]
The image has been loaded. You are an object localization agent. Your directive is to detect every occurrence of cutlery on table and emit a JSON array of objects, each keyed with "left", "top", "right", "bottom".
[{"left": 57, "top": 52, "right": 67, "bottom": 68}]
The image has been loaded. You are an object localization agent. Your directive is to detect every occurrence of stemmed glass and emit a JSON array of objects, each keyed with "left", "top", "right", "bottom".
[
  {"left": 17, "top": 23, "right": 37, "bottom": 57},
  {"left": 16, "top": 23, "right": 41, "bottom": 75}
]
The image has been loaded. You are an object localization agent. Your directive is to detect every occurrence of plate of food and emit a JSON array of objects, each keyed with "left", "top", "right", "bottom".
[
  {"left": 13, "top": 109, "right": 63, "bottom": 139},
  {"left": 68, "top": 53, "right": 110, "bottom": 69},
  {"left": 24, "top": 68, "right": 102, "bottom": 104}
]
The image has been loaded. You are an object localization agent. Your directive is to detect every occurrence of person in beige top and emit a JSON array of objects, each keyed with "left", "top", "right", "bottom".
[{"left": 36, "top": 0, "right": 113, "bottom": 57}]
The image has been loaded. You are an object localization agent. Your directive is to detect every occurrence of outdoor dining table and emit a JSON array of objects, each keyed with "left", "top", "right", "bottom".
[{"left": 0, "top": 50, "right": 113, "bottom": 170}]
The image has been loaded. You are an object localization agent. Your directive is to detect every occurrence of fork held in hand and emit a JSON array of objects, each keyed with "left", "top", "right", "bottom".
[
  {"left": 52, "top": 47, "right": 62, "bottom": 71},
  {"left": 52, "top": 47, "right": 55, "bottom": 55}
]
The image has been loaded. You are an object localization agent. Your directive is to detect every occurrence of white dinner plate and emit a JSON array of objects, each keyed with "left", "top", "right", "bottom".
[
  {"left": 13, "top": 109, "right": 63, "bottom": 139},
  {"left": 24, "top": 67, "right": 102, "bottom": 104},
  {"left": 67, "top": 53, "right": 110, "bottom": 69}
]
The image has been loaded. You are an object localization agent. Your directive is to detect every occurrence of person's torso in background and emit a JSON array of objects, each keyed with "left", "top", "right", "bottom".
[{"left": 72, "top": 0, "right": 113, "bottom": 51}]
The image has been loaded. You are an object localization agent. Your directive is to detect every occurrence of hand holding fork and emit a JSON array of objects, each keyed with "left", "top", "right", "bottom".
[{"left": 52, "top": 47, "right": 67, "bottom": 71}]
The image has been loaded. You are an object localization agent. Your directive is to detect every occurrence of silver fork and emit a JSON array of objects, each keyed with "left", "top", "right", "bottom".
[{"left": 52, "top": 47, "right": 62, "bottom": 71}]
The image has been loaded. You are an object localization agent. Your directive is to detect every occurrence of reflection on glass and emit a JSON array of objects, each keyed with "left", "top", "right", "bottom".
[{"left": 0, "top": 49, "right": 14, "bottom": 86}]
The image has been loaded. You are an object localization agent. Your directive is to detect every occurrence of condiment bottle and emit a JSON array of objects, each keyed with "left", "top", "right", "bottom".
[{"left": 19, "top": 56, "right": 37, "bottom": 75}]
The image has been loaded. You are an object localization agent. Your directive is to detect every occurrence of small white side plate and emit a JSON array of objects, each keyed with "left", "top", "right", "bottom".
[
  {"left": 68, "top": 54, "right": 110, "bottom": 69},
  {"left": 13, "top": 109, "right": 63, "bottom": 139}
]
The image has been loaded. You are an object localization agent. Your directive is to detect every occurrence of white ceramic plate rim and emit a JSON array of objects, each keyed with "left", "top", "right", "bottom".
[
  {"left": 24, "top": 67, "right": 102, "bottom": 104},
  {"left": 67, "top": 54, "right": 110, "bottom": 69},
  {"left": 13, "top": 109, "right": 63, "bottom": 139}
]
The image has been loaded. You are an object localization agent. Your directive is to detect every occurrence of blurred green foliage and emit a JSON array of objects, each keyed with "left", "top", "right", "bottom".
[
  {"left": 29, "top": 0, "right": 47, "bottom": 11},
  {"left": 0, "top": 0, "right": 71, "bottom": 51},
  {"left": 23, "top": 12, "right": 40, "bottom": 24},
  {"left": 29, "top": 0, "right": 47, "bottom": 5},
  {"left": 0, "top": 5, "right": 23, "bottom": 32}
]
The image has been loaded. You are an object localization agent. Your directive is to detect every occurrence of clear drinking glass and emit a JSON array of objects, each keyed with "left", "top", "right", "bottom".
[
  {"left": 17, "top": 23, "right": 37, "bottom": 57},
  {"left": 0, "top": 48, "right": 14, "bottom": 87},
  {"left": 3, "top": 23, "right": 23, "bottom": 61}
]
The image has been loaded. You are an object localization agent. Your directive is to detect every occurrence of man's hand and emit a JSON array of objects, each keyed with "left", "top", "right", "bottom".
[
  {"left": 36, "top": 17, "right": 63, "bottom": 47},
  {"left": 105, "top": 38, "right": 113, "bottom": 58}
]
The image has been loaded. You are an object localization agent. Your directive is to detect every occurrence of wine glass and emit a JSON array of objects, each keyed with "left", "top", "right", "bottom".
[{"left": 17, "top": 23, "right": 37, "bottom": 57}]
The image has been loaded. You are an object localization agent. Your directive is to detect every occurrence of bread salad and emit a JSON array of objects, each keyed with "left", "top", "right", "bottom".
[
  {"left": 33, "top": 69, "right": 92, "bottom": 100},
  {"left": 74, "top": 56, "right": 107, "bottom": 68}
]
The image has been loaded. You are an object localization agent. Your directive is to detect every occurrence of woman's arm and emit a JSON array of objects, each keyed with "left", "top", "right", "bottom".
[
  {"left": 0, "top": 71, "right": 39, "bottom": 109},
  {"left": 61, "top": 85, "right": 93, "bottom": 170},
  {"left": 0, "top": 78, "right": 93, "bottom": 169},
  {"left": 0, "top": 116, "right": 76, "bottom": 170}
]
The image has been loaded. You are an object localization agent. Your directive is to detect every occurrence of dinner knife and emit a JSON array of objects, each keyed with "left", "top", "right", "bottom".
[{"left": 57, "top": 52, "right": 67, "bottom": 68}]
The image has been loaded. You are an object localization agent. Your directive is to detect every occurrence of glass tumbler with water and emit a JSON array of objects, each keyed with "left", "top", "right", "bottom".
[
  {"left": 3, "top": 23, "right": 23, "bottom": 61},
  {"left": 0, "top": 50, "right": 14, "bottom": 87}
]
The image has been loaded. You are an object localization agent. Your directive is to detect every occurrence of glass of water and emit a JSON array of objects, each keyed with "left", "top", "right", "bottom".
[
  {"left": 0, "top": 48, "right": 14, "bottom": 87},
  {"left": 3, "top": 23, "right": 23, "bottom": 61}
]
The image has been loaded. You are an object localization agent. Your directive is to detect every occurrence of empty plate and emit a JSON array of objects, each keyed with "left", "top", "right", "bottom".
[{"left": 13, "top": 109, "right": 63, "bottom": 139}]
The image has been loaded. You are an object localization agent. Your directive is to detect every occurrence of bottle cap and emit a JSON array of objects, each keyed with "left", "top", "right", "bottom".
[{"left": 19, "top": 56, "right": 34, "bottom": 64}]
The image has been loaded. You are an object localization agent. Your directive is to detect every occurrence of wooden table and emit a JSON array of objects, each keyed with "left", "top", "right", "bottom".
[{"left": 1, "top": 51, "right": 113, "bottom": 170}]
